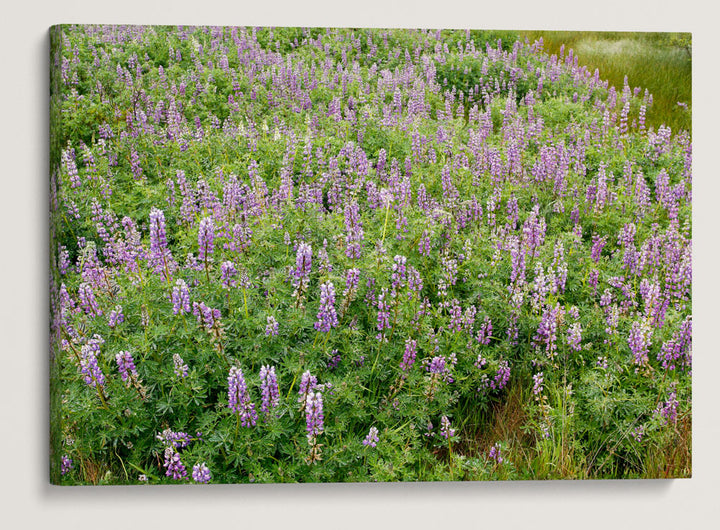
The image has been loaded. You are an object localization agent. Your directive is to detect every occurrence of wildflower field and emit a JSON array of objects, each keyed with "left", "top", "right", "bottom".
[{"left": 49, "top": 24, "right": 692, "bottom": 485}]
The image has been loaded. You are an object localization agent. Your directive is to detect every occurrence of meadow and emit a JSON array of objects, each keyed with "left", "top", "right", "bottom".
[{"left": 49, "top": 25, "right": 691, "bottom": 484}]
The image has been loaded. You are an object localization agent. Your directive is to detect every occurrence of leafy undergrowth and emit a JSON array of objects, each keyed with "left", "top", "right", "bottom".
[{"left": 49, "top": 25, "right": 691, "bottom": 485}]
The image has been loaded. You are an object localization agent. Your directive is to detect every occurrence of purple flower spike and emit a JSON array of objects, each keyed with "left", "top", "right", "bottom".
[
  {"left": 259, "top": 365, "right": 280, "bottom": 416},
  {"left": 61, "top": 455, "right": 73, "bottom": 475},
  {"left": 171, "top": 279, "right": 191, "bottom": 315},
  {"left": 314, "top": 281, "right": 338, "bottom": 332},
  {"left": 198, "top": 217, "right": 215, "bottom": 261},
  {"left": 363, "top": 426, "right": 379, "bottom": 448},
  {"left": 228, "top": 366, "right": 257, "bottom": 427},
  {"left": 305, "top": 390, "right": 324, "bottom": 443},
  {"left": 164, "top": 447, "right": 188, "bottom": 480},
  {"left": 192, "top": 462, "right": 212, "bottom": 484},
  {"left": 115, "top": 350, "right": 138, "bottom": 383}
]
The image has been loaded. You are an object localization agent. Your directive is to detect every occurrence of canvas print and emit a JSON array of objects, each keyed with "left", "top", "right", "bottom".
[{"left": 49, "top": 25, "right": 692, "bottom": 485}]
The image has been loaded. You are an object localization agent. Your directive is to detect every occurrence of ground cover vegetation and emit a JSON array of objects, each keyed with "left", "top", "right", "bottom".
[{"left": 49, "top": 25, "right": 691, "bottom": 484}]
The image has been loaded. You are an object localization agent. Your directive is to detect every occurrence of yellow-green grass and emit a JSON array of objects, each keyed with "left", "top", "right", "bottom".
[{"left": 519, "top": 31, "right": 691, "bottom": 134}]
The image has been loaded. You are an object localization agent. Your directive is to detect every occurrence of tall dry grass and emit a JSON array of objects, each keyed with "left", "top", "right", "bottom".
[{"left": 520, "top": 31, "right": 691, "bottom": 133}]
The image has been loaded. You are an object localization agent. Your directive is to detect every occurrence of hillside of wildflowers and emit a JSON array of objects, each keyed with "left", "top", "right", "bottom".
[{"left": 49, "top": 25, "right": 691, "bottom": 484}]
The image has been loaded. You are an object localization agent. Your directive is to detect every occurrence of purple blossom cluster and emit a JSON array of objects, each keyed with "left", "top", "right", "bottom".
[
  {"left": 363, "top": 426, "right": 379, "bottom": 448},
  {"left": 227, "top": 366, "right": 257, "bottom": 427},
  {"left": 259, "top": 365, "right": 280, "bottom": 417},
  {"left": 171, "top": 279, "right": 191, "bottom": 315},
  {"left": 314, "top": 281, "right": 339, "bottom": 332},
  {"left": 115, "top": 350, "right": 138, "bottom": 383},
  {"left": 305, "top": 390, "right": 324, "bottom": 443}
]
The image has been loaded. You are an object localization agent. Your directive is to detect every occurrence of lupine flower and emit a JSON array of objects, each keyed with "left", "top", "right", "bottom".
[
  {"left": 192, "top": 462, "right": 211, "bottom": 484},
  {"left": 198, "top": 217, "right": 215, "bottom": 261},
  {"left": 220, "top": 260, "right": 238, "bottom": 289},
  {"left": 400, "top": 338, "right": 417, "bottom": 375},
  {"left": 149, "top": 207, "right": 175, "bottom": 277},
  {"left": 115, "top": 350, "right": 138, "bottom": 383},
  {"left": 292, "top": 242, "right": 312, "bottom": 288},
  {"left": 655, "top": 383, "right": 679, "bottom": 425},
  {"left": 344, "top": 200, "right": 364, "bottom": 258},
  {"left": 439, "top": 415, "right": 456, "bottom": 439},
  {"left": 107, "top": 305, "right": 124, "bottom": 327},
  {"left": 227, "top": 366, "right": 257, "bottom": 427},
  {"left": 156, "top": 428, "right": 192, "bottom": 449},
  {"left": 78, "top": 282, "right": 102, "bottom": 317},
  {"left": 628, "top": 319, "right": 653, "bottom": 365},
  {"left": 259, "top": 365, "right": 280, "bottom": 416},
  {"left": 61, "top": 455, "right": 73, "bottom": 475},
  {"left": 298, "top": 370, "right": 318, "bottom": 407},
  {"left": 171, "top": 279, "right": 191, "bottom": 315},
  {"left": 173, "top": 353, "right": 188, "bottom": 378},
  {"left": 488, "top": 443, "right": 503, "bottom": 463},
  {"left": 193, "top": 301, "right": 221, "bottom": 331},
  {"left": 532, "top": 372, "right": 544, "bottom": 396},
  {"left": 314, "top": 281, "right": 339, "bottom": 332},
  {"left": 363, "top": 426, "right": 379, "bottom": 448},
  {"left": 163, "top": 447, "right": 188, "bottom": 480},
  {"left": 305, "top": 390, "right": 324, "bottom": 443},
  {"left": 265, "top": 315, "right": 279, "bottom": 336},
  {"left": 80, "top": 340, "right": 105, "bottom": 389},
  {"left": 566, "top": 322, "right": 583, "bottom": 351}
]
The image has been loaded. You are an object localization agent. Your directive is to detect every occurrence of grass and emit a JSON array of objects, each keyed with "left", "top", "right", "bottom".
[{"left": 519, "top": 31, "right": 692, "bottom": 133}]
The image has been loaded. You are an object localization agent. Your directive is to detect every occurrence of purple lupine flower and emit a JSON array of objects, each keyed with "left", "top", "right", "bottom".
[
  {"left": 198, "top": 217, "right": 215, "bottom": 261},
  {"left": 400, "top": 338, "right": 417, "bottom": 375},
  {"left": 107, "top": 305, "right": 124, "bottom": 328},
  {"left": 344, "top": 200, "right": 364, "bottom": 258},
  {"left": 220, "top": 260, "right": 237, "bottom": 289},
  {"left": 658, "top": 316, "right": 692, "bottom": 371},
  {"left": 363, "top": 426, "right": 379, "bottom": 448},
  {"left": 407, "top": 266, "right": 423, "bottom": 300},
  {"left": 61, "top": 455, "right": 73, "bottom": 475},
  {"left": 327, "top": 350, "right": 341, "bottom": 370},
  {"left": 259, "top": 365, "right": 280, "bottom": 417},
  {"left": 78, "top": 282, "right": 102, "bottom": 317},
  {"left": 163, "top": 447, "right": 188, "bottom": 480},
  {"left": 343, "top": 268, "right": 360, "bottom": 298},
  {"left": 566, "top": 322, "right": 583, "bottom": 351},
  {"left": 521, "top": 205, "right": 546, "bottom": 257},
  {"left": 292, "top": 242, "right": 313, "bottom": 285},
  {"left": 298, "top": 370, "right": 318, "bottom": 406},
  {"left": 192, "top": 463, "right": 211, "bottom": 484},
  {"left": 227, "top": 366, "right": 257, "bottom": 427},
  {"left": 376, "top": 287, "right": 391, "bottom": 339},
  {"left": 156, "top": 428, "right": 192, "bottom": 449},
  {"left": 437, "top": 256, "right": 457, "bottom": 298},
  {"left": 390, "top": 255, "right": 407, "bottom": 294},
  {"left": 628, "top": 319, "right": 653, "bottom": 365},
  {"left": 115, "top": 350, "right": 138, "bottom": 383},
  {"left": 655, "top": 383, "right": 679, "bottom": 425},
  {"left": 486, "top": 360, "right": 511, "bottom": 391},
  {"left": 590, "top": 234, "right": 607, "bottom": 262},
  {"left": 534, "top": 303, "right": 563, "bottom": 359},
  {"left": 192, "top": 301, "right": 221, "bottom": 331},
  {"left": 305, "top": 390, "right": 324, "bottom": 443},
  {"left": 149, "top": 207, "right": 175, "bottom": 277},
  {"left": 475, "top": 316, "right": 493, "bottom": 345},
  {"left": 418, "top": 230, "right": 432, "bottom": 256},
  {"left": 439, "top": 415, "right": 456, "bottom": 439},
  {"left": 314, "top": 281, "right": 339, "bottom": 332},
  {"left": 171, "top": 279, "right": 191, "bottom": 315},
  {"left": 532, "top": 372, "right": 544, "bottom": 396},
  {"left": 173, "top": 353, "right": 188, "bottom": 378},
  {"left": 488, "top": 443, "right": 503, "bottom": 463},
  {"left": 79, "top": 341, "right": 106, "bottom": 389},
  {"left": 265, "top": 315, "right": 279, "bottom": 336},
  {"left": 58, "top": 245, "right": 71, "bottom": 275}
]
